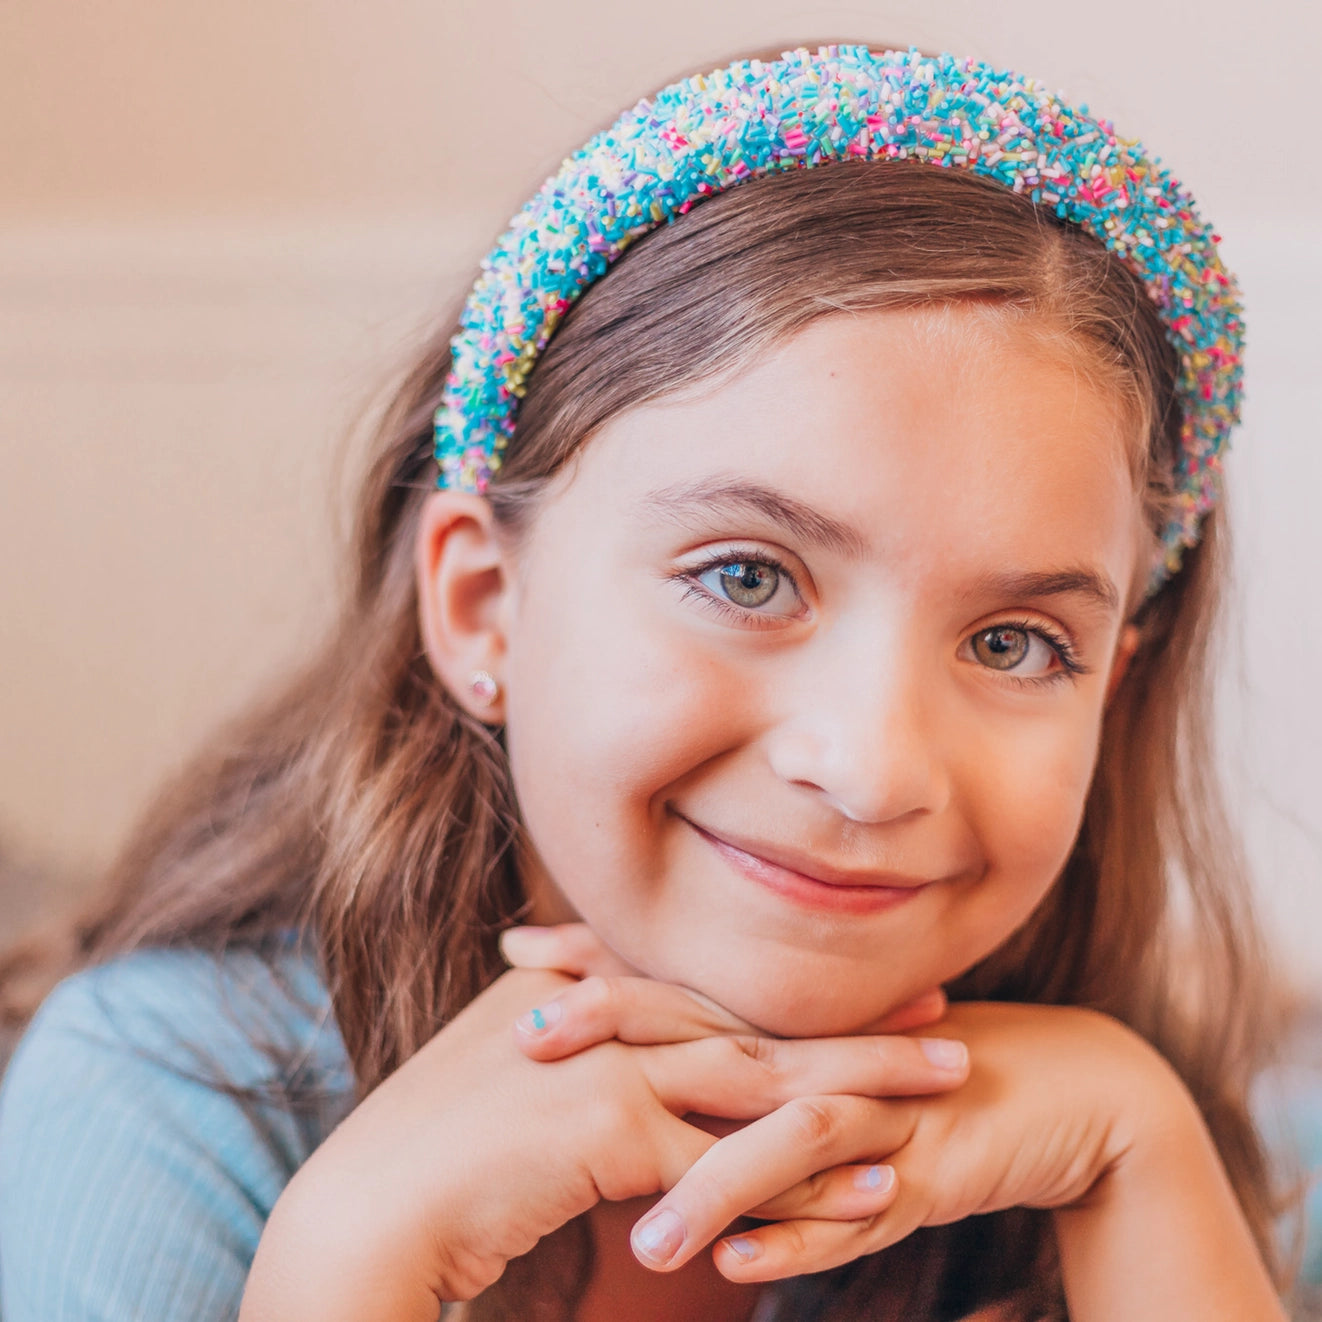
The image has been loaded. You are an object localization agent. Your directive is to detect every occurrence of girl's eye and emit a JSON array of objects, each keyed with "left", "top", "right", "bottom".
[
  {"left": 683, "top": 553, "right": 803, "bottom": 620},
  {"left": 711, "top": 561, "right": 779, "bottom": 608},
  {"left": 969, "top": 625, "right": 1063, "bottom": 678}
]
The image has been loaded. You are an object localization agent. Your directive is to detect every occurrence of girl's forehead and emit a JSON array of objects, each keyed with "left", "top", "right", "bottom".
[{"left": 564, "top": 307, "right": 1144, "bottom": 582}]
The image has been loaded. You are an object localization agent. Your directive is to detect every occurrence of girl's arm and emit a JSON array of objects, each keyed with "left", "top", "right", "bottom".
[
  {"left": 1053, "top": 1069, "right": 1285, "bottom": 1322},
  {"left": 238, "top": 964, "right": 968, "bottom": 1320}
]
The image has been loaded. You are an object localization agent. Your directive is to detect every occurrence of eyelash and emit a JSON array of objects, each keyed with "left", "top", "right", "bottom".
[
  {"left": 672, "top": 553, "right": 1089, "bottom": 684},
  {"left": 671, "top": 547, "right": 802, "bottom": 630}
]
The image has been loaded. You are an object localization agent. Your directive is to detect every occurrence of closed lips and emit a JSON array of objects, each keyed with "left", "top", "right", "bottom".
[{"left": 679, "top": 816, "right": 932, "bottom": 890}]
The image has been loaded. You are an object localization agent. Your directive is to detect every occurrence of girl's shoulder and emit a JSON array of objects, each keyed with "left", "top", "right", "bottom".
[
  {"left": 3, "top": 936, "right": 352, "bottom": 1086},
  {"left": 0, "top": 938, "right": 355, "bottom": 1321}
]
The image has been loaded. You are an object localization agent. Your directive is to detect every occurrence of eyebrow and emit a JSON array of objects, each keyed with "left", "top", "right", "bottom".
[
  {"left": 962, "top": 568, "right": 1121, "bottom": 615},
  {"left": 639, "top": 478, "right": 870, "bottom": 559},
  {"left": 638, "top": 478, "right": 1122, "bottom": 613}
]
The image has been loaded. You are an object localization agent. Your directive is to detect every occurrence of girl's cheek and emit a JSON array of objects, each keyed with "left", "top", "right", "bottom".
[{"left": 969, "top": 707, "right": 1102, "bottom": 870}]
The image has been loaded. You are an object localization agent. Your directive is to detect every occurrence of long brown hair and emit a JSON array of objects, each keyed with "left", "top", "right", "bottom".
[{"left": 0, "top": 161, "right": 1293, "bottom": 1318}]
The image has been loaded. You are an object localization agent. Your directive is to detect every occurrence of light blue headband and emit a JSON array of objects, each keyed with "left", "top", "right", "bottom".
[{"left": 434, "top": 45, "right": 1244, "bottom": 589}]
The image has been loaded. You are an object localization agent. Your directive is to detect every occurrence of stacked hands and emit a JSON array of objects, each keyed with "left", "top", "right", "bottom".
[
  {"left": 250, "top": 923, "right": 1217, "bottom": 1316},
  {"left": 492, "top": 925, "right": 1165, "bottom": 1289}
]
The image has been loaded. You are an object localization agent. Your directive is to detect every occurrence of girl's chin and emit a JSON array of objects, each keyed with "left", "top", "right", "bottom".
[
  {"left": 602, "top": 920, "right": 944, "bottom": 1037},
  {"left": 656, "top": 960, "right": 919, "bottom": 1040},
  {"left": 729, "top": 997, "right": 899, "bottom": 1040}
]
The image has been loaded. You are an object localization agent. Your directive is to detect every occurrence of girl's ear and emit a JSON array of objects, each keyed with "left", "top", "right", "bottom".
[
  {"left": 416, "top": 490, "right": 516, "bottom": 723},
  {"left": 1105, "top": 623, "right": 1142, "bottom": 704}
]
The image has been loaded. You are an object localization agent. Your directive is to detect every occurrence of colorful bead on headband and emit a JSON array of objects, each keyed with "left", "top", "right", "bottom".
[{"left": 434, "top": 45, "right": 1244, "bottom": 590}]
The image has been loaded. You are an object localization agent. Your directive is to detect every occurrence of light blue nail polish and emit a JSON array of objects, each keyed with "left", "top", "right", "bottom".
[
  {"left": 515, "top": 1001, "right": 563, "bottom": 1035},
  {"left": 854, "top": 1164, "right": 895, "bottom": 1194}
]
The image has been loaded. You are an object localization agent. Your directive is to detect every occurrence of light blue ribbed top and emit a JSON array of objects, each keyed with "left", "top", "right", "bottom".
[{"left": 0, "top": 943, "right": 355, "bottom": 1321}]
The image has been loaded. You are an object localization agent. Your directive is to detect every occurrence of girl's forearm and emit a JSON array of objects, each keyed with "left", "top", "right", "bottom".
[
  {"left": 238, "top": 1173, "right": 443, "bottom": 1322},
  {"left": 1052, "top": 1085, "right": 1285, "bottom": 1322}
]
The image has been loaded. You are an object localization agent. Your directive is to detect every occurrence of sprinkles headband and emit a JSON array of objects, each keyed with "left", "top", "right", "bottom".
[{"left": 434, "top": 45, "right": 1244, "bottom": 590}]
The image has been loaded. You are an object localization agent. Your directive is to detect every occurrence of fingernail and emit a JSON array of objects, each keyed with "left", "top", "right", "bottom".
[
  {"left": 853, "top": 1164, "right": 895, "bottom": 1194},
  {"left": 515, "top": 1001, "right": 563, "bottom": 1035},
  {"left": 723, "top": 1236, "right": 761, "bottom": 1262},
  {"left": 500, "top": 926, "right": 547, "bottom": 952},
  {"left": 919, "top": 1037, "right": 968, "bottom": 1071},
  {"left": 632, "top": 1208, "right": 685, "bottom": 1265}
]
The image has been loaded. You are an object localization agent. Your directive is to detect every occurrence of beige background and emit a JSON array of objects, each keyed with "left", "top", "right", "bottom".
[{"left": 2, "top": 1, "right": 1318, "bottom": 980}]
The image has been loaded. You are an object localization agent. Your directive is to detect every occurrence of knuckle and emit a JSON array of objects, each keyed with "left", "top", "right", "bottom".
[
  {"left": 799, "top": 1166, "right": 835, "bottom": 1207},
  {"left": 852, "top": 1211, "right": 884, "bottom": 1243},
  {"left": 733, "top": 1033, "right": 778, "bottom": 1070},
  {"left": 711, "top": 1033, "right": 769, "bottom": 1077},
  {"left": 784, "top": 1096, "right": 839, "bottom": 1151},
  {"left": 427, "top": 1234, "right": 505, "bottom": 1302},
  {"left": 686, "top": 1162, "right": 741, "bottom": 1215},
  {"left": 778, "top": 1218, "right": 811, "bottom": 1259}
]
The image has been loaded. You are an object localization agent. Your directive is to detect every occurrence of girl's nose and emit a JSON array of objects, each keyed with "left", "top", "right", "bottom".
[{"left": 763, "top": 639, "right": 953, "bottom": 825}]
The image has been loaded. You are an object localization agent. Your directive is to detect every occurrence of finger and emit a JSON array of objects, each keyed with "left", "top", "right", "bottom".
[
  {"left": 713, "top": 1192, "right": 928, "bottom": 1282},
  {"left": 513, "top": 974, "right": 757, "bottom": 1059},
  {"left": 602, "top": 1104, "right": 723, "bottom": 1204},
  {"left": 628, "top": 1094, "right": 916, "bottom": 1272},
  {"left": 866, "top": 987, "right": 948, "bottom": 1035},
  {"left": 640, "top": 1032, "right": 969, "bottom": 1119},
  {"left": 498, "top": 923, "right": 640, "bottom": 978},
  {"left": 746, "top": 1161, "right": 898, "bottom": 1222}
]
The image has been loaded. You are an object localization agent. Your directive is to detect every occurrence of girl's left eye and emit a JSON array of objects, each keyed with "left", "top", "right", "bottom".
[
  {"left": 966, "top": 624, "right": 1078, "bottom": 681},
  {"left": 684, "top": 554, "right": 803, "bottom": 619}
]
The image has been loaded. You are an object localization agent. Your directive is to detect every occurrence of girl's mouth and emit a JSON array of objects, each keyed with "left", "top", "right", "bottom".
[{"left": 679, "top": 816, "right": 934, "bottom": 916}]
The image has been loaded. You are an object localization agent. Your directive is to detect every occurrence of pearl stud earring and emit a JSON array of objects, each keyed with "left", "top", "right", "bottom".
[{"left": 469, "top": 670, "right": 500, "bottom": 704}]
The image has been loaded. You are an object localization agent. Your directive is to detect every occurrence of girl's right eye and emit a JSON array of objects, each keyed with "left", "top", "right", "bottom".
[
  {"left": 705, "top": 561, "right": 780, "bottom": 608},
  {"left": 677, "top": 551, "right": 804, "bottom": 623}
]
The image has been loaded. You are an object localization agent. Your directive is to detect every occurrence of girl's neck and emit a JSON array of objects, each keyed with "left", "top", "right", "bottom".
[{"left": 577, "top": 1198, "right": 767, "bottom": 1322}]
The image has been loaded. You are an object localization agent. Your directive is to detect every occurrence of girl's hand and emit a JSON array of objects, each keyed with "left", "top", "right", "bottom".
[
  {"left": 679, "top": 1002, "right": 1161, "bottom": 1280},
  {"left": 528, "top": 1000, "right": 1197, "bottom": 1284},
  {"left": 503, "top": 944, "right": 1284, "bottom": 1319},
  {"left": 499, "top": 921, "right": 965, "bottom": 1267},
  {"left": 499, "top": 922, "right": 951, "bottom": 1045},
  {"left": 659, "top": 1000, "right": 1283, "bottom": 1320},
  {"left": 238, "top": 963, "right": 969, "bottom": 1322}
]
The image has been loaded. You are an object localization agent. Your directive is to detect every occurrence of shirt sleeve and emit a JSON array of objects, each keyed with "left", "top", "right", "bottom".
[{"left": 0, "top": 947, "right": 353, "bottom": 1322}]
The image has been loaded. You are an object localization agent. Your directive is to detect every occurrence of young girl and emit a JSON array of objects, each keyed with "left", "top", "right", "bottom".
[{"left": 0, "top": 44, "right": 1301, "bottom": 1322}]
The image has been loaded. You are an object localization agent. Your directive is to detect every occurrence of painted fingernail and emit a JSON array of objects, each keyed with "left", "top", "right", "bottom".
[
  {"left": 515, "top": 1001, "right": 563, "bottom": 1035},
  {"left": 723, "top": 1236, "right": 761, "bottom": 1262},
  {"left": 853, "top": 1164, "right": 896, "bottom": 1194},
  {"left": 919, "top": 1037, "right": 968, "bottom": 1070},
  {"left": 632, "top": 1208, "right": 685, "bottom": 1265}
]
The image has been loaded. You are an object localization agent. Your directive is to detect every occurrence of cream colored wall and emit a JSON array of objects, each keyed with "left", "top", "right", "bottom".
[{"left": 2, "top": 0, "right": 1318, "bottom": 980}]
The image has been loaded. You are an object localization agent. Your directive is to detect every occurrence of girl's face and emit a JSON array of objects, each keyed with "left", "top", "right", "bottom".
[{"left": 500, "top": 306, "right": 1145, "bottom": 1037}]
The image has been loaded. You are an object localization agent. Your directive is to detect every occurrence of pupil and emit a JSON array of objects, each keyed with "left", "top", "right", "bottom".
[
  {"left": 719, "top": 561, "right": 777, "bottom": 607},
  {"left": 975, "top": 626, "right": 1028, "bottom": 670}
]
